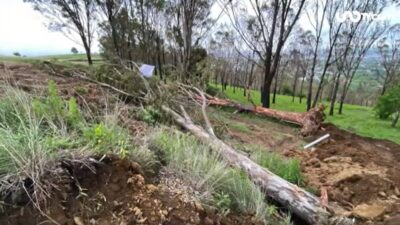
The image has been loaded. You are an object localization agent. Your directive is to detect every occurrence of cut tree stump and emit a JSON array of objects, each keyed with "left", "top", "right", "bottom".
[
  {"left": 162, "top": 105, "right": 353, "bottom": 225},
  {"left": 197, "top": 95, "right": 325, "bottom": 136}
]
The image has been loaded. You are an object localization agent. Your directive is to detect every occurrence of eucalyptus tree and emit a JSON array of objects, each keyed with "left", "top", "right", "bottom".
[
  {"left": 218, "top": 0, "right": 306, "bottom": 108},
  {"left": 96, "top": 0, "right": 124, "bottom": 58},
  {"left": 165, "top": 0, "right": 215, "bottom": 82},
  {"left": 377, "top": 24, "right": 400, "bottom": 95},
  {"left": 329, "top": 0, "right": 390, "bottom": 115},
  {"left": 25, "top": 0, "right": 98, "bottom": 65}
]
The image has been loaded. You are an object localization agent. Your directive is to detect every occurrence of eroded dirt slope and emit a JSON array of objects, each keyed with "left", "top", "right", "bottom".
[{"left": 0, "top": 156, "right": 261, "bottom": 225}]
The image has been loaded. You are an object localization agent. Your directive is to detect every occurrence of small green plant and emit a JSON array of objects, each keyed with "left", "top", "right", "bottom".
[
  {"left": 213, "top": 192, "right": 231, "bottom": 215},
  {"left": 137, "top": 105, "right": 162, "bottom": 124},
  {"left": 67, "top": 97, "right": 83, "bottom": 128},
  {"left": 83, "top": 123, "right": 121, "bottom": 153},
  {"left": 47, "top": 80, "right": 65, "bottom": 119},
  {"left": 266, "top": 205, "right": 278, "bottom": 218},
  {"left": 74, "top": 86, "right": 88, "bottom": 95},
  {"left": 32, "top": 80, "right": 84, "bottom": 129}
]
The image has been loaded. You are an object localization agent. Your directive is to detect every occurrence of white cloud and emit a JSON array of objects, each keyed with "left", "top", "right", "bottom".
[{"left": 0, "top": 0, "right": 99, "bottom": 56}]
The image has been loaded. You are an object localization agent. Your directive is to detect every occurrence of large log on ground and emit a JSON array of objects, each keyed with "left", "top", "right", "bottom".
[
  {"left": 200, "top": 96, "right": 325, "bottom": 136},
  {"left": 162, "top": 105, "right": 353, "bottom": 225}
]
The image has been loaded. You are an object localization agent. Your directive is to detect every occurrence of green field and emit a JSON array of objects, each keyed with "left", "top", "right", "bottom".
[
  {"left": 211, "top": 84, "right": 400, "bottom": 144},
  {"left": 0, "top": 54, "right": 103, "bottom": 65}
]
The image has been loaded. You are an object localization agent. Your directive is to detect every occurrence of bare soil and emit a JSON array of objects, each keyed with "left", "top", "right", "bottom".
[
  {"left": 218, "top": 110, "right": 400, "bottom": 225},
  {"left": 0, "top": 156, "right": 261, "bottom": 225}
]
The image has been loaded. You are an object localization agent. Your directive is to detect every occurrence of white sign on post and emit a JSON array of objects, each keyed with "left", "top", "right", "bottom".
[{"left": 139, "top": 64, "right": 155, "bottom": 78}]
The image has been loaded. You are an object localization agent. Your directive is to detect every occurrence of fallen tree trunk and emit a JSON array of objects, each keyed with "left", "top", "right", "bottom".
[
  {"left": 199, "top": 95, "right": 325, "bottom": 136},
  {"left": 162, "top": 105, "right": 353, "bottom": 225}
]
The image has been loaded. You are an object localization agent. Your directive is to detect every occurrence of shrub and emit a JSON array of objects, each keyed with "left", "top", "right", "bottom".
[
  {"left": 281, "top": 86, "right": 293, "bottom": 96},
  {"left": 137, "top": 105, "right": 162, "bottom": 125},
  {"left": 375, "top": 85, "right": 400, "bottom": 127}
]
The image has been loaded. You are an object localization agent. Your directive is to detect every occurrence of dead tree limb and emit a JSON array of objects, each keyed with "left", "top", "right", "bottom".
[
  {"left": 197, "top": 95, "right": 325, "bottom": 136},
  {"left": 71, "top": 72, "right": 136, "bottom": 98},
  {"left": 162, "top": 105, "right": 353, "bottom": 225}
]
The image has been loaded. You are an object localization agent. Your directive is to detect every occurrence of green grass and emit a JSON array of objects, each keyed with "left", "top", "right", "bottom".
[
  {"left": 0, "top": 54, "right": 103, "bottom": 66},
  {"left": 211, "top": 84, "right": 400, "bottom": 144},
  {"left": 149, "top": 129, "right": 283, "bottom": 223},
  {"left": 230, "top": 122, "right": 252, "bottom": 133},
  {"left": 252, "top": 150, "right": 303, "bottom": 186},
  {"left": 0, "top": 82, "right": 157, "bottom": 204}
]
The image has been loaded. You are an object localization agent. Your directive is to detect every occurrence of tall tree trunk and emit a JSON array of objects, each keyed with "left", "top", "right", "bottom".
[
  {"left": 292, "top": 66, "right": 299, "bottom": 102},
  {"left": 338, "top": 80, "right": 348, "bottom": 115},
  {"left": 156, "top": 37, "right": 163, "bottom": 80},
  {"left": 272, "top": 72, "right": 279, "bottom": 104},
  {"left": 381, "top": 72, "right": 390, "bottom": 96},
  {"left": 329, "top": 74, "right": 341, "bottom": 116},
  {"left": 261, "top": 70, "right": 273, "bottom": 108},
  {"left": 292, "top": 78, "right": 298, "bottom": 103},
  {"left": 83, "top": 41, "right": 93, "bottom": 65},
  {"left": 392, "top": 111, "right": 400, "bottom": 127},
  {"left": 299, "top": 70, "right": 306, "bottom": 104},
  {"left": 246, "top": 62, "right": 255, "bottom": 96}
]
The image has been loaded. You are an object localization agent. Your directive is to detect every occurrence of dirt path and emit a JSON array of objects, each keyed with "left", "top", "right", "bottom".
[{"left": 217, "top": 110, "right": 400, "bottom": 225}]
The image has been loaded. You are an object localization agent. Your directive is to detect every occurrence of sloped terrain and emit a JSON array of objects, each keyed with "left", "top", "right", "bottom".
[{"left": 1, "top": 62, "right": 399, "bottom": 225}]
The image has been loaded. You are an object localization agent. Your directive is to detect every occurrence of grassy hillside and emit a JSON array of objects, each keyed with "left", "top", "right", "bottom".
[{"left": 211, "top": 84, "right": 400, "bottom": 144}]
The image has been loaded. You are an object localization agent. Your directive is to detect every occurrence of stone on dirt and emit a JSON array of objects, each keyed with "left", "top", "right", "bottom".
[{"left": 352, "top": 203, "right": 386, "bottom": 220}]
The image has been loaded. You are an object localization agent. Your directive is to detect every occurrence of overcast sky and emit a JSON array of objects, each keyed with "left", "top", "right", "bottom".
[
  {"left": 0, "top": 0, "right": 100, "bottom": 56},
  {"left": 0, "top": 0, "right": 399, "bottom": 57}
]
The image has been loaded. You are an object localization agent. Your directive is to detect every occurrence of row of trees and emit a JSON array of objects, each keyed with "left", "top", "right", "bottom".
[
  {"left": 211, "top": 0, "right": 399, "bottom": 116},
  {"left": 25, "top": 0, "right": 400, "bottom": 115},
  {"left": 25, "top": 0, "right": 214, "bottom": 82}
]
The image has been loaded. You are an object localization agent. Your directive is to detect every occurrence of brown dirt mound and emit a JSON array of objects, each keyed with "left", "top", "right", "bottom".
[
  {"left": 298, "top": 124, "right": 400, "bottom": 224},
  {"left": 0, "top": 156, "right": 261, "bottom": 225}
]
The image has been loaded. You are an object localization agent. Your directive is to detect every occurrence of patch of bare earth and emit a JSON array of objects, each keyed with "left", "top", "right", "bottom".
[
  {"left": 297, "top": 124, "right": 400, "bottom": 225},
  {"left": 0, "top": 156, "right": 261, "bottom": 225}
]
